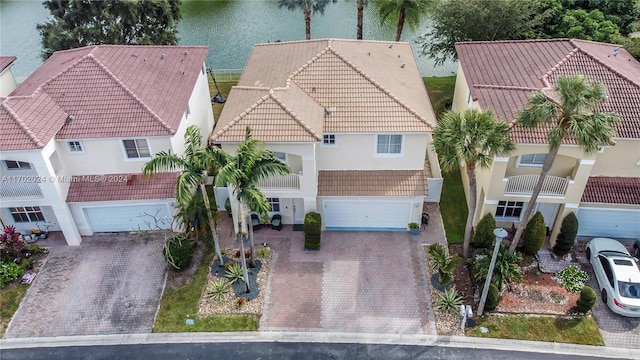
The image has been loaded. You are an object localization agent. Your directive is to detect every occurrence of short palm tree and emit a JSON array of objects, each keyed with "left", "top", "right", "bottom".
[
  {"left": 278, "top": 0, "right": 336, "bottom": 40},
  {"left": 508, "top": 75, "right": 619, "bottom": 254},
  {"left": 356, "top": 0, "right": 368, "bottom": 40},
  {"left": 433, "top": 109, "right": 515, "bottom": 259},
  {"left": 142, "top": 125, "right": 226, "bottom": 266},
  {"left": 375, "top": 0, "right": 430, "bottom": 41},
  {"left": 474, "top": 243, "right": 523, "bottom": 291}
]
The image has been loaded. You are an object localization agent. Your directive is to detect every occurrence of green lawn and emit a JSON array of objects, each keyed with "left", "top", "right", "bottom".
[
  {"left": 209, "top": 76, "right": 239, "bottom": 121},
  {"left": 0, "top": 284, "right": 29, "bottom": 338},
  {"left": 468, "top": 315, "right": 604, "bottom": 346},
  {"left": 423, "top": 76, "right": 456, "bottom": 117}
]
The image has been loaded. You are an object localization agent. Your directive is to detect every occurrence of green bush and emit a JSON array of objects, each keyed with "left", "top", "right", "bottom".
[
  {"left": 0, "top": 261, "right": 24, "bottom": 289},
  {"left": 576, "top": 286, "right": 597, "bottom": 313},
  {"left": 255, "top": 247, "right": 271, "bottom": 258},
  {"left": 434, "top": 288, "right": 463, "bottom": 315},
  {"left": 304, "top": 212, "right": 322, "bottom": 250},
  {"left": 553, "top": 213, "right": 579, "bottom": 256},
  {"left": 162, "top": 236, "right": 193, "bottom": 271},
  {"left": 473, "top": 213, "right": 496, "bottom": 249},
  {"left": 523, "top": 211, "right": 546, "bottom": 255},
  {"left": 474, "top": 243, "right": 523, "bottom": 290},
  {"left": 427, "top": 244, "right": 461, "bottom": 287},
  {"left": 485, "top": 283, "right": 501, "bottom": 311},
  {"left": 557, "top": 265, "right": 589, "bottom": 293}
]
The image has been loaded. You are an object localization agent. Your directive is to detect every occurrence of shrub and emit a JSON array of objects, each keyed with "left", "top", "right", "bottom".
[
  {"left": 162, "top": 236, "right": 193, "bottom": 271},
  {"left": 473, "top": 213, "right": 496, "bottom": 249},
  {"left": 0, "top": 261, "right": 24, "bottom": 289},
  {"left": 223, "top": 260, "right": 236, "bottom": 270},
  {"left": 427, "top": 244, "right": 461, "bottom": 287},
  {"left": 207, "top": 278, "right": 231, "bottom": 301},
  {"left": 434, "top": 288, "right": 463, "bottom": 315},
  {"left": 553, "top": 213, "right": 579, "bottom": 256},
  {"left": 523, "top": 211, "right": 546, "bottom": 255},
  {"left": 235, "top": 297, "right": 247, "bottom": 309},
  {"left": 225, "top": 263, "right": 244, "bottom": 284},
  {"left": 485, "top": 283, "right": 501, "bottom": 311},
  {"left": 0, "top": 226, "right": 24, "bottom": 261},
  {"left": 474, "top": 243, "right": 523, "bottom": 290},
  {"left": 255, "top": 247, "right": 271, "bottom": 258},
  {"left": 304, "top": 212, "right": 322, "bottom": 250},
  {"left": 408, "top": 222, "right": 419, "bottom": 229},
  {"left": 576, "top": 286, "right": 597, "bottom": 313},
  {"left": 557, "top": 265, "right": 589, "bottom": 293}
]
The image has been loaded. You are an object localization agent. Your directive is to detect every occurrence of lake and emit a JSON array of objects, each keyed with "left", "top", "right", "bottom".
[{"left": 0, "top": 0, "right": 456, "bottom": 81}]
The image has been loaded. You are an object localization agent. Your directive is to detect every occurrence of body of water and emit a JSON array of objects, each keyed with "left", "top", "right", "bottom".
[{"left": 0, "top": 0, "right": 456, "bottom": 81}]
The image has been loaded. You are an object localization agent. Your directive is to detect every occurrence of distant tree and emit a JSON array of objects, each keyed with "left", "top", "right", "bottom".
[
  {"left": 375, "top": 0, "right": 431, "bottom": 41},
  {"left": 356, "top": 0, "right": 368, "bottom": 40},
  {"left": 614, "top": 36, "right": 640, "bottom": 61},
  {"left": 554, "top": 9, "right": 621, "bottom": 43},
  {"left": 278, "top": 0, "right": 336, "bottom": 40},
  {"left": 559, "top": 0, "right": 640, "bottom": 36},
  {"left": 38, "top": 0, "right": 182, "bottom": 60}
]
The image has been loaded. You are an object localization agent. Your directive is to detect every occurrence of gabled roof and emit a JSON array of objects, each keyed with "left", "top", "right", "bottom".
[
  {"left": 455, "top": 39, "right": 640, "bottom": 143},
  {"left": 0, "top": 56, "right": 16, "bottom": 73},
  {"left": 581, "top": 177, "right": 640, "bottom": 205},
  {"left": 66, "top": 172, "right": 178, "bottom": 202},
  {"left": 212, "top": 39, "right": 435, "bottom": 143},
  {"left": 1, "top": 45, "right": 207, "bottom": 150},
  {"left": 317, "top": 170, "right": 426, "bottom": 196}
]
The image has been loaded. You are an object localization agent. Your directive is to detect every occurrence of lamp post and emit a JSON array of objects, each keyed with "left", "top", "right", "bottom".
[{"left": 477, "top": 227, "right": 508, "bottom": 316}]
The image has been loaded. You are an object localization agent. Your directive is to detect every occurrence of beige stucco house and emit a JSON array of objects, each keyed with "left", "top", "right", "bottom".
[
  {"left": 0, "top": 46, "right": 214, "bottom": 245},
  {"left": 452, "top": 39, "right": 640, "bottom": 244},
  {"left": 211, "top": 39, "right": 442, "bottom": 231}
]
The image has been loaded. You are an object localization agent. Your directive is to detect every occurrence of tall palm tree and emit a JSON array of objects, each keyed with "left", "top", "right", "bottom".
[
  {"left": 508, "top": 75, "right": 619, "bottom": 254},
  {"left": 278, "top": 0, "right": 336, "bottom": 40},
  {"left": 433, "top": 109, "right": 515, "bottom": 259},
  {"left": 376, "top": 0, "right": 430, "bottom": 41},
  {"left": 216, "top": 127, "right": 290, "bottom": 269},
  {"left": 142, "top": 125, "right": 227, "bottom": 267},
  {"left": 356, "top": 0, "right": 368, "bottom": 40}
]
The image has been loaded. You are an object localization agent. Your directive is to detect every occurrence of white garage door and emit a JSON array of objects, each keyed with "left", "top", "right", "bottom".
[
  {"left": 323, "top": 200, "right": 411, "bottom": 230},
  {"left": 85, "top": 204, "right": 172, "bottom": 232},
  {"left": 577, "top": 208, "right": 640, "bottom": 238}
]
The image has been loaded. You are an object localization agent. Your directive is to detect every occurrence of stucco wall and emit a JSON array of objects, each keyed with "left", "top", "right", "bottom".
[
  {"left": 0, "top": 67, "right": 17, "bottom": 97},
  {"left": 590, "top": 139, "right": 640, "bottom": 177}
]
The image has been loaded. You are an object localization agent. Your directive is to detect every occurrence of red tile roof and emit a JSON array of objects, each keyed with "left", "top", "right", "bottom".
[
  {"left": 0, "top": 56, "right": 16, "bottom": 73},
  {"left": 581, "top": 177, "right": 640, "bottom": 205},
  {"left": 66, "top": 172, "right": 178, "bottom": 202},
  {"left": 317, "top": 170, "right": 426, "bottom": 196},
  {"left": 455, "top": 39, "right": 640, "bottom": 143},
  {"left": 1, "top": 45, "right": 207, "bottom": 150}
]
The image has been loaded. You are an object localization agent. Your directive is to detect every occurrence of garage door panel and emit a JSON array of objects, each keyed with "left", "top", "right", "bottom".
[
  {"left": 86, "top": 204, "right": 172, "bottom": 232},
  {"left": 577, "top": 208, "right": 640, "bottom": 238},
  {"left": 323, "top": 200, "right": 411, "bottom": 230}
]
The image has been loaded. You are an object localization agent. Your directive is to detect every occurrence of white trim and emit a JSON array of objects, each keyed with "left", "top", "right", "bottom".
[
  {"left": 121, "top": 138, "right": 152, "bottom": 161},
  {"left": 66, "top": 140, "right": 85, "bottom": 154},
  {"left": 374, "top": 134, "right": 404, "bottom": 158},
  {"left": 579, "top": 159, "right": 596, "bottom": 165},
  {"left": 565, "top": 203, "right": 579, "bottom": 209},
  {"left": 484, "top": 199, "right": 499, "bottom": 205},
  {"left": 494, "top": 156, "right": 510, "bottom": 163}
]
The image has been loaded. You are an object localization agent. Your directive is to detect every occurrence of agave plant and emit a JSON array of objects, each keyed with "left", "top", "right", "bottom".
[
  {"left": 435, "top": 288, "right": 463, "bottom": 315},
  {"left": 207, "top": 278, "right": 231, "bottom": 301},
  {"left": 225, "top": 263, "right": 245, "bottom": 284},
  {"left": 427, "top": 244, "right": 462, "bottom": 287}
]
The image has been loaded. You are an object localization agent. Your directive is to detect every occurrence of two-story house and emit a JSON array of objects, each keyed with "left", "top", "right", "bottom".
[
  {"left": 211, "top": 39, "right": 442, "bottom": 231},
  {"left": 0, "top": 45, "right": 214, "bottom": 245},
  {"left": 452, "top": 39, "right": 640, "bottom": 244}
]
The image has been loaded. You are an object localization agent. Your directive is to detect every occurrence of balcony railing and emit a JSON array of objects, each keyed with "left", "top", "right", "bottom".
[
  {"left": 258, "top": 174, "right": 300, "bottom": 190},
  {"left": 0, "top": 182, "right": 44, "bottom": 199},
  {"left": 504, "top": 175, "right": 570, "bottom": 197}
]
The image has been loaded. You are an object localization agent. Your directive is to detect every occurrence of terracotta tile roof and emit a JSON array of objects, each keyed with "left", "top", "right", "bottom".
[
  {"left": 0, "top": 56, "right": 16, "bottom": 73},
  {"left": 455, "top": 39, "right": 640, "bottom": 143},
  {"left": 317, "top": 170, "right": 426, "bottom": 196},
  {"left": 66, "top": 172, "right": 178, "bottom": 202},
  {"left": 213, "top": 39, "right": 435, "bottom": 143},
  {"left": 2, "top": 45, "right": 207, "bottom": 149},
  {"left": 581, "top": 177, "right": 640, "bottom": 205}
]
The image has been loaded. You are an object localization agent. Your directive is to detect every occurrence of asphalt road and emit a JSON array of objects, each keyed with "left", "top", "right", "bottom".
[{"left": 2, "top": 342, "right": 621, "bottom": 360}]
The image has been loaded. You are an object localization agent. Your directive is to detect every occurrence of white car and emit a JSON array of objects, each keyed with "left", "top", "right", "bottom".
[{"left": 587, "top": 238, "right": 640, "bottom": 317}]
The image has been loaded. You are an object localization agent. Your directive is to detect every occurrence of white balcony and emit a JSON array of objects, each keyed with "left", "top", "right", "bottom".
[
  {"left": 504, "top": 175, "right": 570, "bottom": 197},
  {"left": 0, "top": 182, "right": 44, "bottom": 199},
  {"left": 258, "top": 174, "right": 300, "bottom": 190}
]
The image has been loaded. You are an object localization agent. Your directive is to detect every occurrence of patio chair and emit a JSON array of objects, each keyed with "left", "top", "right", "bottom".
[
  {"left": 251, "top": 214, "right": 262, "bottom": 230},
  {"left": 270, "top": 214, "right": 282, "bottom": 231}
]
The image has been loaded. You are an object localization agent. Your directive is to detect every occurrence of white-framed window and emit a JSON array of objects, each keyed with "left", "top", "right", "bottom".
[
  {"left": 273, "top": 152, "right": 287, "bottom": 162},
  {"left": 67, "top": 140, "right": 84, "bottom": 153},
  {"left": 323, "top": 134, "right": 336, "bottom": 145},
  {"left": 3, "top": 160, "right": 31, "bottom": 170},
  {"left": 122, "top": 139, "right": 151, "bottom": 159},
  {"left": 268, "top": 198, "right": 280, "bottom": 212},
  {"left": 517, "top": 153, "right": 546, "bottom": 167},
  {"left": 376, "top": 134, "right": 403, "bottom": 155},
  {"left": 495, "top": 201, "right": 525, "bottom": 219},
  {"left": 10, "top": 206, "right": 45, "bottom": 223}
]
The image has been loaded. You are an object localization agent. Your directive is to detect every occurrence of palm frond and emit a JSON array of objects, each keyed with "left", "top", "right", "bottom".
[
  {"left": 175, "top": 171, "right": 203, "bottom": 208},
  {"left": 142, "top": 151, "right": 188, "bottom": 176}
]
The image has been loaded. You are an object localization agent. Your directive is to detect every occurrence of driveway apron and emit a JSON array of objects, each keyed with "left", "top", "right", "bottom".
[{"left": 5, "top": 235, "right": 166, "bottom": 338}]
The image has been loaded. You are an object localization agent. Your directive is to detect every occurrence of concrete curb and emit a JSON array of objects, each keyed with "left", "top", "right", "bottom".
[{"left": 1, "top": 332, "right": 639, "bottom": 359}]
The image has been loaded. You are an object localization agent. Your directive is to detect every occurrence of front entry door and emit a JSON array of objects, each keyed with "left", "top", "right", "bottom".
[
  {"left": 535, "top": 203, "right": 559, "bottom": 230},
  {"left": 292, "top": 198, "right": 305, "bottom": 231}
]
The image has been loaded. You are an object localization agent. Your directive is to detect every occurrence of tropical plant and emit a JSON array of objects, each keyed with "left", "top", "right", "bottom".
[
  {"left": 162, "top": 236, "right": 193, "bottom": 271},
  {"left": 0, "top": 226, "right": 23, "bottom": 261},
  {"left": 522, "top": 211, "right": 546, "bottom": 255},
  {"left": 356, "top": 0, "right": 368, "bottom": 40},
  {"left": 304, "top": 212, "right": 322, "bottom": 250},
  {"left": 375, "top": 0, "right": 431, "bottom": 41},
  {"left": 553, "top": 212, "right": 579, "bottom": 256},
  {"left": 473, "top": 213, "right": 496, "bottom": 249},
  {"left": 433, "top": 109, "right": 515, "bottom": 258},
  {"left": 474, "top": 243, "right": 523, "bottom": 290},
  {"left": 557, "top": 265, "right": 589, "bottom": 293},
  {"left": 225, "top": 263, "right": 245, "bottom": 284},
  {"left": 576, "top": 286, "right": 597, "bottom": 313},
  {"left": 278, "top": 0, "right": 336, "bottom": 40},
  {"left": 0, "top": 261, "right": 23, "bottom": 289},
  {"left": 408, "top": 222, "right": 419, "bottom": 229},
  {"left": 255, "top": 247, "right": 272, "bottom": 258},
  {"left": 207, "top": 278, "right": 232, "bottom": 301},
  {"left": 485, "top": 283, "right": 501, "bottom": 311},
  {"left": 434, "top": 287, "right": 463, "bottom": 314},
  {"left": 427, "top": 244, "right": 461, "bottom": 287},
  {"left": 143, "top": 125, "right": 226, "bottom": 270},
  {"left": 235, "top": 296, "right": 248, "bottom": 309},
  {"left": 509, "top": 75, "right": 619, "bottom": 254}
]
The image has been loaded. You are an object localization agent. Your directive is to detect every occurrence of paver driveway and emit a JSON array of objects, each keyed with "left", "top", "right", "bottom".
[
  {"left": 259, "top": 230, "right": 437, "bottom": 335},
  {"left": 5, "top": 234, "right": 166, "bottom": 338}
]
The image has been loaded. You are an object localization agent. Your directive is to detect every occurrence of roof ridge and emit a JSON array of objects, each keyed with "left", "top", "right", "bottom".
[
  {"left": 268, "top": 91, "right": 322, "bottom": 141},
  {"left": 457, "top": 38, "right": 571, "bottom": 46},
  {"left": 1, "top": 98, "right": 45, "bottom": 148},
  {"left": 568, "top": 41, "right": 640, "bottom": 90},
  {"left": 233, "top": 85, "right": 271, "bottom": 90},
  {"left": 211, "top": 94, "right": 272, "bottom": 141},
  {"left": 541, "top": 48, "right": 581, "bottom": 88},
  {"left": 473, "top": 84, "right": 539, "bottom": 91}
]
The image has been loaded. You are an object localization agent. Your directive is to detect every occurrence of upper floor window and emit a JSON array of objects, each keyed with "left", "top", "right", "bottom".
[
  {"left": 517, "top": 153, "right": 546, "bottom": 167},
  {"left": 3, "top": 160, "right": 31, "bottom": 170},
  {"left": 268, "top": 198, "right": 280, "bottom": 212},
  {"left": 323, "top": 134, "right": 336, "bottom": 145},
  {"left": 122, "top": 139, "right": 151, "bottom": 159},
  {"left": 273, "top": 152, "right": 286, "bottom": 162},
  {"left": 10, "top": 206, "right": 45, "bottom": 222},
  {"left": 376, "top": 134, "right": 402, "bottom": 155},
  {"left": 495, "top": 201, "right": 524, "bottom": 219},
  {"left": 67, "top": 141, "right": 84, "bottom": 153}
]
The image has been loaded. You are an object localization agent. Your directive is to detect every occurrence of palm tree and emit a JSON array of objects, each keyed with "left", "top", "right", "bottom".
[
  {"left": 356, "top": 0, "right": 368, "bottom": 40},
  {"left": 142, "top": 125, "right": 227, "bottom": 267},
  {"left": 216, "top": 127, "right": 290, "bottom": 269},
  {"left": 508, "top": 75, "right": 619, "bottom": 254},
  {"left": 278, "top": 0, "right": 336, "bottom": 40},
  {"left": 433, "top": 109, "right": 515, "bottom": 259},
  {"left": 376, "top": 0, "right": 430, "bottom": 41}
]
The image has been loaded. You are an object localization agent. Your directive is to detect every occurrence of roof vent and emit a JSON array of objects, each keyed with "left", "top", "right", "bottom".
[
  {"left": 324, "top": 107, "right": 332, "bottom": 116},
  {"left": 614, "top": 47, "right": 620, "bottom": 56},
  {"left": 401, "top": 63, "right": 406, "bottom": 68},
  {"left": 388, "top": 44, "right": 393, "bottom": 49},
  {"left": 65, "top": 114, "right": 75, "bottom": 123},
  {"left": 161, "top": 53, "right": 166, "bottom": 59},
  {"left": 183, "top": 50, "right": 189, "bottom": 56}
]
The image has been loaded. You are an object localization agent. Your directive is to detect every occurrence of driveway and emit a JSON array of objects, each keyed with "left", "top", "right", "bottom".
[{"left": 5, "top": 233, "right": 167, "bottom": 338}]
